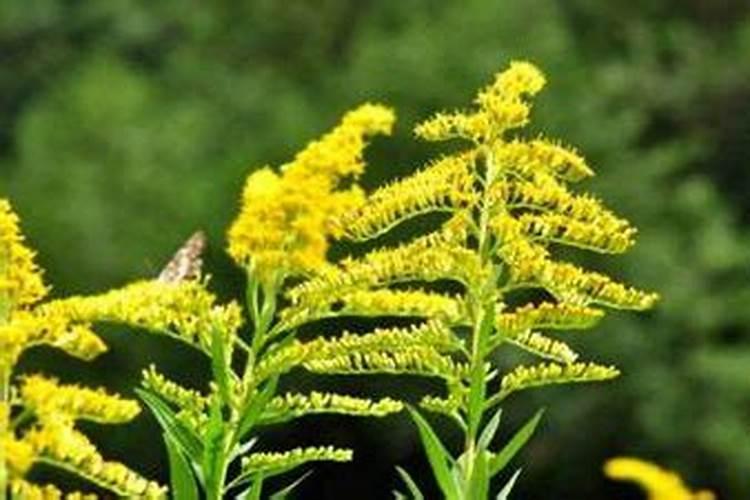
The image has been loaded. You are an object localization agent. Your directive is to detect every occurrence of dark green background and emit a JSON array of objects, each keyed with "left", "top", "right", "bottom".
[{"left": 2, "top": 1, "right": 750, "bottom": 498}]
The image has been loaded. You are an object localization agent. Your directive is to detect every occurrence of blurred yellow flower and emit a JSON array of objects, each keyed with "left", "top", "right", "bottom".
[{"left": 605, "top": 457, "right": 715, "bottom": 500}]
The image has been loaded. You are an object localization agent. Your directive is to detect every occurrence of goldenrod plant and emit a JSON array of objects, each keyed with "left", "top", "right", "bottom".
[
  {"left": 41, "top": 104, "right": 406, "bottom": 499},
  {"left": 604, "top": 457, "right": 715, "bottom": 500},
  {"left": 0, "top": 200, "right": 165, "bottom": 499},
  {"left": 1, "top": 61, "right": 661, "bottom": 499},
  {"left": 276, "top": 61, "right": 658, "bottom": 498}
]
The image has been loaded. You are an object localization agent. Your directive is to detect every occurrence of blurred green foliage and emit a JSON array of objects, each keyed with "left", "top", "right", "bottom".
[{"left": 2, "top": 1, "right": 749, "bottom": 498}]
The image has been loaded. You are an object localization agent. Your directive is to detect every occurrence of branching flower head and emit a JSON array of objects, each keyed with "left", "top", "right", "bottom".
[
  {"left": 0, "top": 198, "right": 165, "bottom": 498},
  {"left": 227, "top": 103, "right": 395, "bottom": 283}
]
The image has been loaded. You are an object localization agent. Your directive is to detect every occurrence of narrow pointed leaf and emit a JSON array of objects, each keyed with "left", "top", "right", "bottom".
[
  {"left": 478, "top": 407, "right": 503, "bottom": 451},
  {"left": 496, "top": 469, "right": 521, "bottom": 500},
  {"left": 238, "top": 376, "right": 279, "bottom": 439},
  {"left": 247, "top": 473, "right": 264, "bottom": 500},
  {"left": 164, "top": 432, "right": 200, "bottom": 500},
  {"left": 210, "top": 324, "right": 231, "bottom": 405},
  {"left": 136, "top": 388, "right": 204, "bottom": 463},
  {"left": 488, "top": 409, "right": 544, "bottom": 476},
  {"left": 468, "top": 304, "right": 495, "bottom": 438},
  {"left": 395, "top": 466, "right": 425, "bottom": 500},
  {"left": 407, "top": 408, "right": 460, "bottom": 499},
  {"left": 269, "top": 470, "right": 313, "bottom": 499}
]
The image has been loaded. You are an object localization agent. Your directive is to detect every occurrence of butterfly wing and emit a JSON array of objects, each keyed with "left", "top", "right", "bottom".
[{"left": 157, "top": 231, "right": 206, "bottom": 283}]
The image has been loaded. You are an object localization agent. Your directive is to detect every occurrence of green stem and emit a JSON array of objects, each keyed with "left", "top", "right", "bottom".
[{"left": 460, "top": 146, "right": 502, "bottom": 498}]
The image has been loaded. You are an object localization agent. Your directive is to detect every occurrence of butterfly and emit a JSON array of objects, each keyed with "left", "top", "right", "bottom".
[{"left": 157, "top": 230, "right": 206, "bottom": 283}]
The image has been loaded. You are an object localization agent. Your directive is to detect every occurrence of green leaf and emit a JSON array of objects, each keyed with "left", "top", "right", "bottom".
[
  {"left": 269, "top": 470, "right": 313, "bottom": 499},
  {"left": 395, "top": 466, "right": 425, "bottom": 500},
  {"left": 488, "top": 409, "right": 544, "bottom": 476},
  {"left": 236, "top": 473, "right": 264, "bottom": 500},
  {"left": 496, "top": 469, "right": 521, "bottom": 500},
  {"left": 136, "top": 388, "right": 204, "bottom": 463},
  {"left": 467, "top": 450, "right": 490, "bottom": 500},
  {"left": 407, "top": 408, "right": 460, "bottom": 499},
  {"left": 202, "top": 397, "right": 227, "bottom": 499},
  {"left": 478, "top": 407, "right": 503, "bottom": 451},
  {"left": 164, "top": 432, "right": 200, "bottom": 500},
  {"left": 467, "top": 304, "right": 495, "bottom": 439},
  {"left": 238, "top": 376, "right": 279, "bottom": 439},
  {"left": 249, "top": 474, "right": 264, "bottom": 500},
  {"left": 210, "top": 324, "right": 231, "bottom": 406}
]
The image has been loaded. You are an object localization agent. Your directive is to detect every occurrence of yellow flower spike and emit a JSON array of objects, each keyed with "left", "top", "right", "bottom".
[
  {"left": 495, "top": 139, "right": 595, "bottom": 182},
  {"left": 227, "top": 103, "right": 395, "bottom": 281},
  {"left": 141, "top": 364, "right": 207, "bottom": 415},
  {"left": 20, "top": 375, "right": 141, "bottom": 424},
  {"left": 499, "top": 361, "right": 619, "bottom": 400},
  {"left": 496, "top": 302, "right": 604, "bottom": 336},
  {"left": 24, "top": 420, "right": 166, "bottom": 498},
  {"left": 0, "top": 199, "right": 47, "bottom": 318},
  {"left": 335, "top": 152, "right": 476, "bottom": 241},
  {"left": 286, "top": 231, "right": 485, "bottom": 312},
  {"left": 507, "top": 330, "right": 579, "bottom": 364},
  {"left": 0, "top": 309, "right": 107, "bottom": 367},
  {"left": 54, "top": 279, "right": 243, "bottom": 352},
  {"left": 604, "top": 457, "right": 715, "bottom": 500},
  {"left": 482, "top": 60, "right": 547, "bottom": 101},
  {"left": 260, "top": 392, "right": 403, "bottom": 425},
  {"left": 241, "top": 446, "right": 353, "bottom": 475}
]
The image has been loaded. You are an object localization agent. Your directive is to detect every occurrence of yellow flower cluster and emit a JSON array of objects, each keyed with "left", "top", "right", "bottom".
[
  {"left": 336, "top": 153, "right": 476, "bottom": 241},
  {"left": 227, "top": 103, "right": 395, "bottom": 282},
  {"left": 280, "top": 288, "right": 465, "bottom": 332},
  {"left": 304, "top": 346, "right": 465, "bottom": 381},
  {"left": 0, "top": 202, "right": 103, "bottom": 369},
  {"left": 241, "top": 446, "right": 352, "bottom": 474},
  {"left": 9, "top": 479, "right": 97, "bottom": 500},
  {"left": 253, "top": 321, "right": 460, "bottom": 383},
  {"left": 0, "top": 309, "right": 107, "bottom": 369},
  {"left": 141, "top": 365, "right": 207, "bottom": 415},
  {"left": 4, "top": 379, "right": 164, "bottom": 497},
  {"left": 506, "top": 330, "right": 579, "bottom": 364},
  {"left": 21, "top": 375, "right": 140, "bottom": 424},
  {"left": 499, "top": 361, "right": 619, "bottom": 399},
  {"left": 23, "top": 420, "right": 165, "bottom": 498},
  {"left": 496, "top": 302, "right": 604, "bottom": 336},
  {"left": 286, "top": 231, "right": 484, "bottom": 314},
  {"left": 261, "top": 391, "right": 403, "bottom": 424},
  {"left": 54, "top": 279, "right": 243, "bottom": 352},
  {"left": 0, "top": 199, "right": 165, "bottom": 497},
  {"left": 0, "top": 199, "right": 47, "bottom": 317},
  {"left": 604, "top": 457, "right": 715, "bottom": 500},
  {"left": 415, "top": 60, "right": 546, "bottom": 142},
  {"left": 494, "top": 139, "right": 593, "bottom": 182}
]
